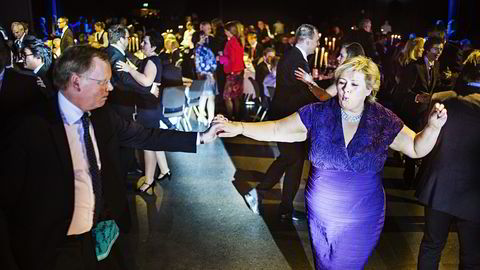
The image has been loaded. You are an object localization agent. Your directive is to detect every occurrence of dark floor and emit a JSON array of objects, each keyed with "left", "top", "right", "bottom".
[{"left": 123, "top": 105, "right": 460, "bottom": 270}]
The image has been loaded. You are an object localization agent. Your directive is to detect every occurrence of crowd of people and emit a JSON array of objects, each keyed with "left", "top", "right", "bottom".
[{"left": 0, "top": 11, "right": 479, "bottom": 270}]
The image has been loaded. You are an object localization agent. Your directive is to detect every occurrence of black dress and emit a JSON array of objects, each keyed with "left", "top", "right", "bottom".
[{"left": 136, "top": 56, "right": 174, "bottom": 129}]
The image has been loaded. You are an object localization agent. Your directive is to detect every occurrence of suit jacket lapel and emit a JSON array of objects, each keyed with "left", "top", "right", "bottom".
[
  {"left": 417, "top": 61, "right": 429, "bottom": 91},
  {"left": 430, "top": 63, "right": 439, "bottom": 92}
]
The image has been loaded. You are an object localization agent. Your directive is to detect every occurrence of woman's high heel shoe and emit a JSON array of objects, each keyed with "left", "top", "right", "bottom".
[
  {"left": 157, "top": 171, "right": 172, "bottom": 182},
  {"left": 136, "top": 180, "right": 156, "bottom": 193}
]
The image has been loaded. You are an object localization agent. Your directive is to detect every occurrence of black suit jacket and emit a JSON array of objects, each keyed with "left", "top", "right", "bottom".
[
  {"left": 343, "top": 29, "right": 377, "bottom": 61},
  {"left": 105, "top": 45, "right": 154, "bottom": 119},
  {"left": 254, "top": 61, "right": 270, "bottom": 98},
  {"left": 60, "top": 28, "right": 74, "bottom": 53},
  {"left": 416, "top": 88, "right": 480, "bottom": 222},
  {"left": 393, "top": 58, "right": 440, "bottom": 130},
  {"left": 0, "top": 96, "right": 197, "bottom": 270},
  {"left": 0, "top": 67, "right": 53, "bottom": 117},
  {"left": 270, "top": 46, "right": 316, "bottom": 119}
]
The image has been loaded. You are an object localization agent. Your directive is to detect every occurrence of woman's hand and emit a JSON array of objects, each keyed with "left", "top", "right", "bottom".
[
  {"left": 427, "top": 103, "right": 448, "bottom": 130},
  {"left": 294, "top": 67, "right": 314, "bottom": 85},
  {"left": 212, "top": 115, "right": 243, "bottom": 137},
  {"left": 115, "top": 60, "right": 133, "bottom": 73}
]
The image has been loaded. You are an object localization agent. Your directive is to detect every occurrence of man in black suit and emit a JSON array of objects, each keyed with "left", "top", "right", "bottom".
[
  {"left": 254, "top": 47, "right": 275, "bottom": 99},
  {"left": 0, "top": 45, "right": 218, "bottom": 270},
  {"left": 394, "top": 36, "right": 444, "bottom": 186},
  {"left": 57, "top": 17, "right": 74, "bottom": 55},
  {"left": 244, "top": 24, "right": 319, "bottom": 220},
  {"left": 416, "top": 61, "right": 480, "bottom": 269},
  {"left": 10, "top": 22, "right": 27, "bottom": 64},
  {"left": 395, "top": 36, "right": 445, "bottom": 131},
  {"left": 105, "top": 24, "right": 160, "bottom": 177},
  {"left": 21, "top": 35, "right": 54, "bottom": 94},
  {"left": 343, "top": 18, "right": 378, "bottom": 62}
]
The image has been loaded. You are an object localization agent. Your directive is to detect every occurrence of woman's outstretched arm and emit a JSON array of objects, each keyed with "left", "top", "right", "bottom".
[
  {"left": 390, "top": 103, "right": 447, "bottom": 158},
  {"left": 213, "top": 113, "right": 308, "bottom": 143}
]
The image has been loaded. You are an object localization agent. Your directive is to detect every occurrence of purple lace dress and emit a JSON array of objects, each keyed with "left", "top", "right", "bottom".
[{"left": 298, "top": 98, "right": 403, "bottom": 269}]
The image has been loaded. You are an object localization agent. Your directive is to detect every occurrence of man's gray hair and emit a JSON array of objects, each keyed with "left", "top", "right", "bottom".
[
  {"left": 295, "top": 24, "right": 318, "bottom": 44},
  {"left": 53, "top": 45, "right": 109, "bottom": 90},
  {"left": 108, "top": 24, "right": 127, "bottom": 45}
]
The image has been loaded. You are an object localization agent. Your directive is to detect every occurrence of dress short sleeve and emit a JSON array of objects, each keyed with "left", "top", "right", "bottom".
[
  {"left": 298, "top": 103, "right": 316, "bottom": 134},
  {"left": 383, "top": 106, "right": 404, "bottom": 145}
]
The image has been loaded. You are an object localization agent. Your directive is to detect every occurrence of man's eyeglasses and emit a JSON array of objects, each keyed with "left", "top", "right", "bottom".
[
  {"left": 21, "top": 53, "right": 33, "bottom": 59},
  {"left": 81, "top": 76, "right": 111, "bottom": 86}
]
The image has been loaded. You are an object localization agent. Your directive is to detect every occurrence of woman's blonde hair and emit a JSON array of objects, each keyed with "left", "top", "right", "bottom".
[
  {"left": 398, "top": 37, "right": 425, "bottom": 67},
  {"left": 334, "top": 55, "right": 381, "bottom": 103}
]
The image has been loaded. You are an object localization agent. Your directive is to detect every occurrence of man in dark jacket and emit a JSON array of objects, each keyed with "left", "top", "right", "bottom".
[
  {"left": 243, "top": 24, "right": 319, "bottom": 221},
  {"left": 416, "top": 57, "right": 480, "bottom": 270}
]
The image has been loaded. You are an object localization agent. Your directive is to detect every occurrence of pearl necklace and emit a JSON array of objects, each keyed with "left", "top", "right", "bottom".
[{"left": 341, "top": 108, "right": 363, "bottom": 123}]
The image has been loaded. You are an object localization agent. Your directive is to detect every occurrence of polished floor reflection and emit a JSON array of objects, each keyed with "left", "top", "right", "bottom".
[{"left": 124, "top": 124, "right": 460, "bottom": 270}]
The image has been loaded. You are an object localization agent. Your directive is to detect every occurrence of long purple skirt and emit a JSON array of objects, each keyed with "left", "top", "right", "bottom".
[{"left": 305, "top": 168, "right": 385, "bottom": 269}]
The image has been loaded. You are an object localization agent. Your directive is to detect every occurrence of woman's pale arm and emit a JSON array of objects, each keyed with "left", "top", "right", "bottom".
[
  {"left": 115, "top": 59, "right": 157, "bottom": 87},
  {"left": 213, "top": 113, "right": 308, "bottom": 143},
  {"left": 390, "top": 103, "right": 447, "bottom": 158},
  {"left": 325, "top": 83, "right": 337, "bottom": 97},
  {"left": 294, "top": 67, "right": 336, "bottom": 101}
]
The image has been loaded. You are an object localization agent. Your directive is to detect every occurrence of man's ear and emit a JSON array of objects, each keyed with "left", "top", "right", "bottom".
[{"left": 70, "top": 74, "right": 82, "bottom": 92}]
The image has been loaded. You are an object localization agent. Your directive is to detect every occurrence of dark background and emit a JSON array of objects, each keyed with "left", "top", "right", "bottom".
[{"left": 3, "top": 0, "right": 479, "bottom": 44}]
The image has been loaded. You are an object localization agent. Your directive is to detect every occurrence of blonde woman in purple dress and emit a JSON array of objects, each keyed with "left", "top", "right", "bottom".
[{"left": 214, "top": 56, "right": 447, "bottom": 269}]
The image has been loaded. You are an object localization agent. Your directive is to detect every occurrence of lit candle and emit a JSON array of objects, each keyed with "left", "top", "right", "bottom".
[
  {"left": 391, "top": 34, "right": 394, "bottom": 45},
  {"left": 328, "top": 41, "right": 332, "bottom": 51},
  {"left": 128, "top": 37, "right": 132, "bottom": 51},
  {"left": 135, "top": 37, "right": 139, "bottom": 52},
  {"left": 324, "top": 51, "right": 328, "bottom": 68},
  {"left": 314, "top": 47, "right": 319, "bottom": 68},
  {"left": 318, "top": 32, "right": 322, "bottom": 39},
  {"left": 325, "top": 37, "right": 328, "bottom": 46},
  {"left": 319, "top": 47, "right": 325, "bottom": 68},
  {"left": 332, "top": 37, "right": 336, "bottom": 51}
]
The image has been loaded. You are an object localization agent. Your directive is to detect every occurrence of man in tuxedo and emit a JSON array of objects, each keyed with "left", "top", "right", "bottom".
[
  {"left": 57, "top": 17, "right": 74, "bottom": 55},
  {"left": 244, "top": 24, "right": 318, "bottom": 220},
  {"left": 416, "top": 60, "right": 480, "bottom": 269},
  {"left": 105, "top": 24, "right": 159, "bottom": 177},
  {"left": 394, "top": 36, "right": 444, "bottom": 187},
  {"left": 0, "top": 45, "right": 219, "bottom": 270},
  {"left": 254, "top": 47, "right": 275, "bottom": 98},
  {"left": 21, "top": 35, "right": 54, "bottom": 93},
  {"left": 11, "top": 22, "right": 26, "bottom": 63}
]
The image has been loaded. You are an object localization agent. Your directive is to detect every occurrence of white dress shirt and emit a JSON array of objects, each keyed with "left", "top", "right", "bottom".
[
  {"left": 295, "top": 45, "right": 308, "bottom": 62},
  {"left": 33, "top": 63, "right": 44, "bottom": 75},
  {"left": 58, "top": 91, "right": 102, "bottom": 235},
  {"left": 111, "top": 44, "right": 126, "bottom": 56},
  {"left": 61, "top": 26, "right": 68, "bottom": 39}
]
